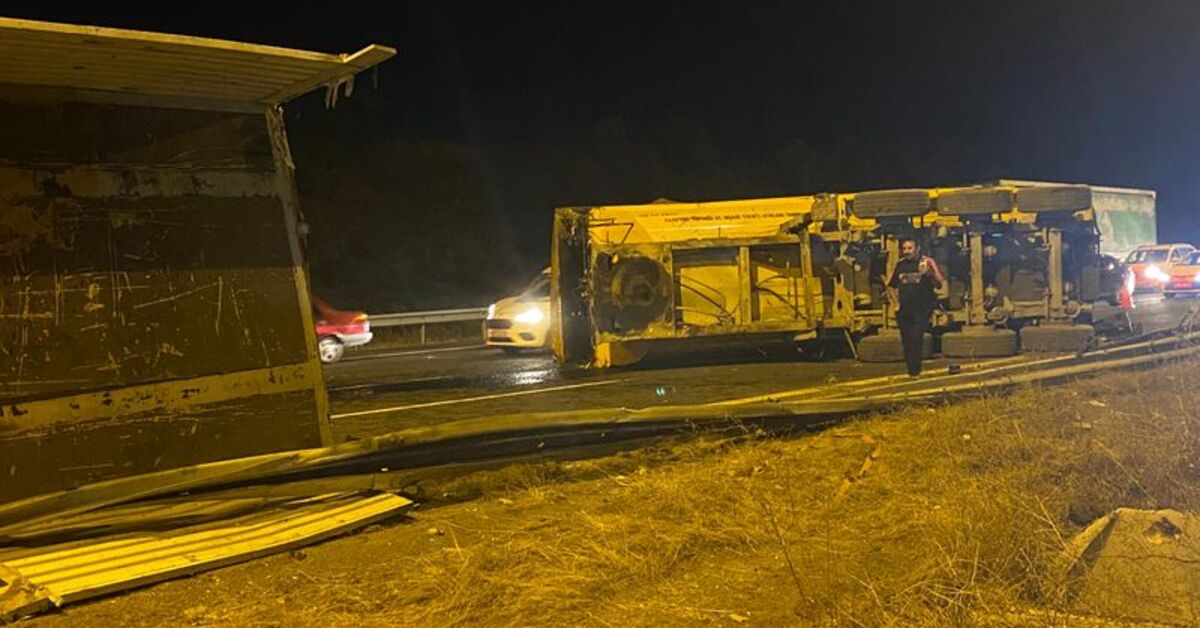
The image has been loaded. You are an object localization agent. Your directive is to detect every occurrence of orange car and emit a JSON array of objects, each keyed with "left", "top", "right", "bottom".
[
  {"left": 1125, "top": 243, "right": 1196, "bottom": 293},
  {"left": 1165, "top": 250, "right": 1200, "bottom": 298}
]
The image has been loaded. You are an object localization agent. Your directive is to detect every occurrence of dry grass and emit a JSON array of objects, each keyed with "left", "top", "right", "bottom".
[
  {"left": 386, "top": 359, "right": 1200, "bottom": 627},
  {"left": 32, "top": 357, "right": 1200, "bottom": 627}
]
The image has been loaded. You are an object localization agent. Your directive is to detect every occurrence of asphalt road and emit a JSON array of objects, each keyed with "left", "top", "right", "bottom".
[{"left": 323, "top": 297, "right": 1196, "bottom": 441}]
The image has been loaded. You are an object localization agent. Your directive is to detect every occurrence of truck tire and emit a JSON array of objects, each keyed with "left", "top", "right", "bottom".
[
  {"left": 857, "top": 330, "right": 932, "bottom": 362},
  {"left": 941, "top": 327, "right": 1018, "bottom": 358},
  {"left": 936, "top": 187, "right": 1014, "bottom": 215},
  {"left": 1014, "top": 185, "right": 1092, "bottom": 213},
  {"left": 1020, "top": 324, "right": 1094, "bottom": 354},
  {"left": 849, "top": 189, "right": 932, "bottom": 219}
]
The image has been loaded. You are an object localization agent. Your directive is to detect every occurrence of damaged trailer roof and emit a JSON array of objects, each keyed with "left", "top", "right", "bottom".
[{"left": 0, "top": 17, "right": 395, "bottom": 107}]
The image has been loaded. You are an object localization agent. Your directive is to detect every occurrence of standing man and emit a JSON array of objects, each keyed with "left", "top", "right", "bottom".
[{"left": 887, "top": 237, "right": 944, "bottom": 377}]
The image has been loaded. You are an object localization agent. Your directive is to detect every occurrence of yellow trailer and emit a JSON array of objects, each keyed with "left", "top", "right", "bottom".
[
  {"left": 551, "top": 181, "right": 1145, "bottom": 367},
  {"left": 550, "top": 196, "right": 837, "bottom": 367}
]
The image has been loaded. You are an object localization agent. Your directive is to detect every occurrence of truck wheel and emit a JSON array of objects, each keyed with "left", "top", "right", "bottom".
[
  {"left": 936, "top": 187, "right": 1013, "bottom": 215},
  {"left": 1020, "top": 324, "right": 1094, "bottom": 354},
  {"left": 318, "top": 336, "right": 345, "bottom": 364},
  {"left": 849, "top": 189, "right": 932, "bottom": 219},
  {"left": 941, "top": 327, "right": 1018, "bottom": 358},
  {"left": 857, "top": 330, "right": 932, "bottom": 362}
]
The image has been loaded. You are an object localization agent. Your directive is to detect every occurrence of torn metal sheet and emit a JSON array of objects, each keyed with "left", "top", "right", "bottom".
[
  {"left": 0, "top": 17, "right": 395, "bottom": 109},
  {"left": 0, "top": 496, "right": 314, "bottom": 546},
  {"left": 0, "top": 492, "right": 411, "bottom": 622}
]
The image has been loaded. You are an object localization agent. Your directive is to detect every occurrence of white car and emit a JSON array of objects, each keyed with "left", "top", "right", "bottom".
[{"left": 486, "top": 269, "right": 551, "bottom": 354}]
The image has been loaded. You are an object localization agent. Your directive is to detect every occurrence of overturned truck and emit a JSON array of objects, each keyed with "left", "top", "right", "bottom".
[
  {"left": 0, "top": 18, "right": 393, "bottom": 506},
  {"left": 550, "top": 181, "right": 1154, "bottom": 367}
]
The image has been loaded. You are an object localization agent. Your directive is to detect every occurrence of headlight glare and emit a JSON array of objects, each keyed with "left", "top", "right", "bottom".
[{"left": 514, "top": 306, "right": 545, "bottom": 325}]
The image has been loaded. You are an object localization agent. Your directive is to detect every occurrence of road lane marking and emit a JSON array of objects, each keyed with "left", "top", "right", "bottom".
[
  {"left": 329, "top": 379, "right": 625, "bottom": 419},
  {"left": 326, "top": 375, "right": 454, "bottom": 393},
  {"left": 342, "top": 345, "right": 486, "bottom": 362},
  {"left": 711, "top": 355, "right": 1031, "bottom": 407}
]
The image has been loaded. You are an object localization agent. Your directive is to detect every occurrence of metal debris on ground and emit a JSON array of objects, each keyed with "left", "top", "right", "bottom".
[{"left": 0, "top": 492, "right": 411, "bottom": 622}]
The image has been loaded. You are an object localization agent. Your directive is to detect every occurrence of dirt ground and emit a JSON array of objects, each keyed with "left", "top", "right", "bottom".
[{"left": 26, "top": 357, "right": 1200, "bottom": 627}]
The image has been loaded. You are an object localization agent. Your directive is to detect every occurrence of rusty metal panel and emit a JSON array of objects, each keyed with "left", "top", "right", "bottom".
[{"left": 0, "top": 94, "right": 327, "bottom": 505}]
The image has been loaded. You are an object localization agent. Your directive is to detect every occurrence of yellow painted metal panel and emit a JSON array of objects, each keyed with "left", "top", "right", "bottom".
[
  {"left": 0, "top": 492, "right": 411, "bottom": 610},
  {"left": 588, "top": 196, "right": 815, "bottom": 244},
  {"left": 5, "top": 362, "right": 321, "bottom": 432}
]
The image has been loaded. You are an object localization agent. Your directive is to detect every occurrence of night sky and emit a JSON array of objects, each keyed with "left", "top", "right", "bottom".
[{"left": 10, "top": 2, "right": 1200, "bottom": 309}]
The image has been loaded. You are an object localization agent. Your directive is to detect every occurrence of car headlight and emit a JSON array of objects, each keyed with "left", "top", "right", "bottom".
[
  {"left": 487, "top": 304, "right": 496, "bottom": 319},
  {"left": 1144, "top": 264, "right": 1169, "bottom": 282},
  {"left": 514, "top": 306, "right": 545, "bottom": 325}
]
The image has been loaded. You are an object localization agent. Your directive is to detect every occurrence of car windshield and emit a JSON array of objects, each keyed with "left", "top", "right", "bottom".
[
  {"left": 522, "top": 273, "right": 552, "bottom": 299},
  {"left": 1125, "top": 249, "right": 1169, "bottom": 264}
]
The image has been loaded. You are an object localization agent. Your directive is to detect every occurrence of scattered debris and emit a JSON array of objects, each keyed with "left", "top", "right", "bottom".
[
  {"left": 834, "top": 435, "right": 882, "bottom": 499},
  {"left": 1061, "top": 508, "right": 1200, "bottom": 625},
  {"left": 0, "top": 492, "right": 411, "bottom": 622}
]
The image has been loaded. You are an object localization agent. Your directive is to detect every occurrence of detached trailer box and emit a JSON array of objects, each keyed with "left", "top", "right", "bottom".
[{"left": 0, "top": 18, "right": 393, "bottom": 505}]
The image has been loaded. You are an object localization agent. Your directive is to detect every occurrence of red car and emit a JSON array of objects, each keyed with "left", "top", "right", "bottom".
[
  {"left": 1125, "top": 243, "right": 1196, "bottom": 293},
  {"left": 312, "top": 297, "right": 372, "bottom": 363},
  {"left": 1166, "top": 251, "right": 1200, "bottom": 298}
]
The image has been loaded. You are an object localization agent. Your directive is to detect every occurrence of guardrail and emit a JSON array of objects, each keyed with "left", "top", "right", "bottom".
[{"left": 368, "top": 307, "right": 488, "bottom": 346}]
